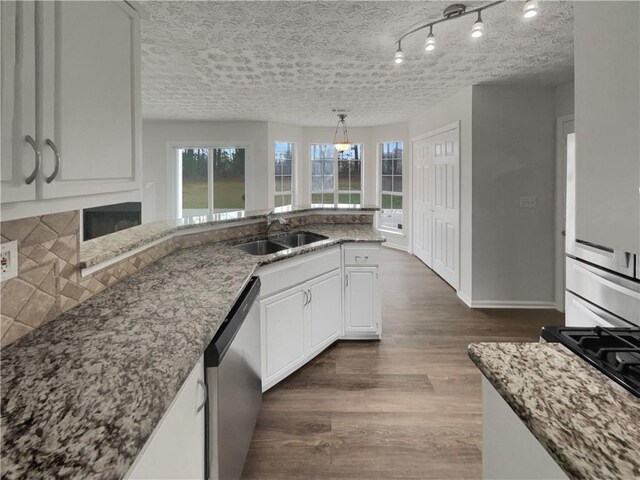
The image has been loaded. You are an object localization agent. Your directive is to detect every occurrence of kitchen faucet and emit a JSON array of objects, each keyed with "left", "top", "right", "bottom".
[{"left": 266, "top": 211, "right": 291, "bottom": 234}]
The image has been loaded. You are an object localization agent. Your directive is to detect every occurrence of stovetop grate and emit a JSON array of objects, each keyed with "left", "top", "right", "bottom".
[{"left": 541, "top": 325, "right": 640, "bottom": 397}]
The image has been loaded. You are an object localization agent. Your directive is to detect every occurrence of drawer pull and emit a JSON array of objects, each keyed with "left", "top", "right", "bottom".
[
  {"left": 355, "top": 255, "right": 369, "bottom": 262},
  {"left": 196, "top": 379, "right": 207, "bottom": 413}
]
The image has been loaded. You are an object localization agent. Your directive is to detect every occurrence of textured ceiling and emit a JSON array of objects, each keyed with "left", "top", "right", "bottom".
[{"left": 140, "top": 1, "right": 574, "bottom": 126}]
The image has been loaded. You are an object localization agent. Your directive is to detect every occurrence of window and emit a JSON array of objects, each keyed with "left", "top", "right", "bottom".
[
  {"left": 379, "top": 142, "right": 403, "bottom": 231},
  {"left": 274, "top": 142, "right": 294, "bottom": 208},
  {"left": 175, "top": 146, "right": 245, "bottom": 217},
  {"left": 311, "top": 143, "right": 363, "bottom": 205},
  {"left": 338, "top": 145, "right": 362, "bottom": 205}
]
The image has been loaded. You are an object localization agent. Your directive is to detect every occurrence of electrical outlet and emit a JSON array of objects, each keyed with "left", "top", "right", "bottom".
[
  {"left": 519, "top": 196, "right": 537, "bottom": 208},
  {"left": 1, "top": 241, "right": 18, "bottom": 282}
]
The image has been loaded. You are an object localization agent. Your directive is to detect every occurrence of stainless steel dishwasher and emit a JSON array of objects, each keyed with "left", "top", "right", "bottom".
[{"left": 204, "top": 277, "right": 262, "bottom": 480}]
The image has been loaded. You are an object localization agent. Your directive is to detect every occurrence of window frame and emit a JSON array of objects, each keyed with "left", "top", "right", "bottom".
[
  {"left": 274, "top": 141, "right": 296, "bottom": 209},
  {"left": 170, "top": 142, "right": 250, "bottom": 218},
  {"left": 378, "top": 141, "right": 404, "bottom": 233},
  {"left": 310, "top": 143, "right": 364, "bottom": 206}
]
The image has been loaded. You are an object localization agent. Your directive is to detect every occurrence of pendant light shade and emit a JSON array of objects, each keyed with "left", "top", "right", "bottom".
[
  {"left": 393, "top": 43, "right": 404, "bottom": 64},
  {"left": 471, "top": 11, "right": 484, "bottom": 38},
  {"left": 333, "top": 114, "right": 351, "bottom": 152},
  {"left": 425, "top": 26, "right": 436, "bottom": 52},
  {"left": 523, "top": 0, "right": 539, "bottom": 18}
]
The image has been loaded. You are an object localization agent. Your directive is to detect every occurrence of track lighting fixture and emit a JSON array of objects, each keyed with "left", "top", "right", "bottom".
[
  {"left": 471, "top": 11, "right": 484, "bottom": 38},
  {"left": 523, "top": 0, "right": 539, "bottom": 18},
  {"left": 425, "top": 26, "right": 436, "bottom": 52},
  {"left": 393, "top": 42, "right": 405, "bottom": 64},
  {"left": 392, "top": 1, "right": 538, "bottom": 64}
]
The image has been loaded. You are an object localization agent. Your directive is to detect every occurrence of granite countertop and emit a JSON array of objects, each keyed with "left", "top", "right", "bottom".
[
  {"left": 1, "top": 224, "right": 383, "bottom": 480},
  {"left": 80, "top": 205, "right": 379, "bottom": 269},
  {"left": 468, "top": 342, "right": 640, "bottom": 480}
]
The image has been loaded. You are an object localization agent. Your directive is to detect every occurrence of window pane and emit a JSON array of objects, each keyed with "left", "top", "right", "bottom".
[
  {"left": 351, "top": 160, "right": 362, "bottom": 191},
  {"left": 282, "top": 194, "right": 292, "bottom": 206},
  {"left": 312, "top": 175, "right": 323, "bottom": 192},
  {"left": 381, "top": 194, "right": 392, "bottom": 209},
  {"left": 274, "top": 194, "right": 284, "bottom": 207},
  {"left": 213, "top": 147, "right": 245, "bottom": 211},
  {"left": 181, "top": 148, "right": 209, "bottom": 212},
  {"left": 392, "top": 194, "right": 403, "bottom": 209},
  {"left": 382, "top": 159, "right": 392, "bottom": 175},
  {"left": 322, "top": 193, "right": 334, "bottom": 204},
  {"left": 393, "top": 159, "right": 402, "bottom": 175},
  {"left": 282, "top": 175, "right": 292, "bottom": 193},
  {"left": 382, "top": 175, "right": 392, "bottom": 192},
  {"left": 323, "top": 159, "right": 333, "bottom": 175},
  {"left": 275, "top": 176, "right": 282, "bottom": 193},
  {"left": 312, "top": 159, "right": 323, "bottom": 175},
  {"left": 393, "top": 176, "right": 402, "bottom": 193},
  {"left": 338, "top": 160, "right": 350, "bottom": 191},
  {"left": 323, "top": 174, "right": 334, "bottom": 192},
  {"left": 338, "top": 193, "right": 350, "bottom": 204},
  {"left": 351, "top": 192, "right": 361, "bottom": 204},
  {"left": 311, "top": 193, "right": 324, "bottom": 204}
]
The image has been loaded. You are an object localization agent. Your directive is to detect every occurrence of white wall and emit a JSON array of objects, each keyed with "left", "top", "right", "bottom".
[
  {"left": 267, "top": 122, "right": 304, "bottom": 209},
  {"left": 370, "top": 122, "right": 410, "bottom": 250},
  {"left": 471, "top": 85, "right": 556, "bottom": 305},
  {"left": 554, "top": 81, "right": 574, "bottom": 118},
  {"left": 408, "top": 87, "right": 474, "bottom": 302},
  {"left": 142, "top": 120, "right": 269, "bottom": 221},
  {"left": 574, "top": 1, "right": 640, "bottom": 254}
]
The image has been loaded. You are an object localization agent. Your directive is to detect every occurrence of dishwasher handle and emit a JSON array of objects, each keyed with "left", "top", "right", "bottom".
[{"left": 204, "top": 276, "right": 261, "bottom": 368}]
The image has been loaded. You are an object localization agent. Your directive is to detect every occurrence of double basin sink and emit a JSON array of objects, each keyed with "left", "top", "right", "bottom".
[{"left": 236, "top": 231, "right": 329, "bottom": 256}]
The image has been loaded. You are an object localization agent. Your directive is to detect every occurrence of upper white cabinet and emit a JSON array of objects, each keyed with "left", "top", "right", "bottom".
[
  {"left": 574, "top": 2, "right": 640, "bottom": 254},
  {"left": 1, "top": 1, "right": 38, "bottom": 203},
  {"left": 0, "top": 0, "right": 141, "bottom": 206}
]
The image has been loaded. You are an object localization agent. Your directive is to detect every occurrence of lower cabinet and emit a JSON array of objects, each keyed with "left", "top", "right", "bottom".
[
  {"left": 344, "top": 266, "right": 380, "bottom": 338},
  {"left": 260, "top": 268, "right": 341, "bottom": 391},
  {"left": 126, "top": 356, "right": 206, "bottom": 480}
]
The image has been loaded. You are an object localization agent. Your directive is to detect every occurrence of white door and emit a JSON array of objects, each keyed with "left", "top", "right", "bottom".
[
  {"left": 39, "top": 1, "right": 140, "bottom": 198},
  {"left": 126, "top": 356, "right": 205, "bottom": 480},
  {"left": 412, "top": 124, "right": 460, "bottom": 290},
  {"left": 260, "top": 286, "right": 305, "bottom": 382},
  {"left": 344, "top": 266, "right": 380, "bottom": 335},
  {"left": 555, "top": 116, "right": 574, "bottom": 311},
  {"left": 1, "top": 1, "right": 38, "bottom": 204},
  {"left": 431, "top": 129, "right": 459, "bottom": 289},
  {"left": 306, "top": 269, "right": 341, "bottom": 357},
  {"left": 412, "top": 139, "right": 433, "bottom": 268}
]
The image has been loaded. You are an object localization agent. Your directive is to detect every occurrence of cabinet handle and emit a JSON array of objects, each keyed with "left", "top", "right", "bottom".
[
  {"left": 44, "top": 138, "right": 60, "bottom": 183},
  {"left": 24, "top": 135, "right": 40, "bottom": 185},
  {"left": 196, "top": 379, "right": 207, "bottom": 413},
  {"left": 355, "top": 255, "right": 369, "bottom": 262},
  {"left": 308, "top": 289, "right": 312, "bottom": 303},
  {"left": 303, "top": 290, "right": 308, "bottom": 306},
  {"left": 345, "top": 274, "right": 349, "bottom": 288}
]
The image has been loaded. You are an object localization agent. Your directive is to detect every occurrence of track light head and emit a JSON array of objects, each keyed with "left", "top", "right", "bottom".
[
  {"left": 471, "top": 11, "right": 484, "bottom": 38},
  {"left": 393, "top": 43, "right": 405, "bottom": 64},
  {"left": 523, "top": 0, "right": 539, "bottom": 18},
  {"left": 425, "top": 26, "right": 436, "bottom": 52}
]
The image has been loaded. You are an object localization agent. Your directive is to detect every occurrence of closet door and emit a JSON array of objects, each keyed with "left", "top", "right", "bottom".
[{"left": 412, "top": 138, "right": 433, "bottom": 268}]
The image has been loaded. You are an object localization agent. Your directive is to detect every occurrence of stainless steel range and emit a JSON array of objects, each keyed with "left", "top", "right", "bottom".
[
  {"left": 565, "top": 133, "right": 640, "bottom": 328},
  {"left": 541, "top": 326, "right": 640, "bottom": 397}
]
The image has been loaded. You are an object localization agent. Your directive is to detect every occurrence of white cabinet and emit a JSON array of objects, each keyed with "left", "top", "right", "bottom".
[
  {"left": 1, "top": 0, "right": 141, "bottom": 207},
  {"left": 261, "top": 286, "right": 306, "bottom": 384},
  {"left": 126, "top": 356, "right": 206, "bottom": 480},
  {"left": 1, "top": 1, "right": 38, "bottom": 203},
  {"left": 39, "top": 1, "right": 140, "bottom": 198},
  {"left": 343, "top": 244, "right": 381, "bottom": 339},
  {"left": 306, "top": 270, "right": 342, "bottom": 357}
]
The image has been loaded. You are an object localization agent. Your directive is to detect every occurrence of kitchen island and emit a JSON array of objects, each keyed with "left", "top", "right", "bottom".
[
  {"left": 468, "top": 342, "right": 640, "bottom": 480},
  {"left": 1, "top": 212, "right": 383, "bottom": 480}
]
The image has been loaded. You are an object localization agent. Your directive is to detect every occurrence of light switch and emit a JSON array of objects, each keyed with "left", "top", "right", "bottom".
[
  {"left": 519, "top": 196, "right": 537, "bottom": 208},
  {"left": 1, "top": 240, "right": 18, "bottom": 282}
]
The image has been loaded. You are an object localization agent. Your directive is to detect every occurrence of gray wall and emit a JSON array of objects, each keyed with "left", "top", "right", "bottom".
[
  {"left": 574, "top": 1, "right": 640, "bottom": 254},
  {"left": 471, "top": 85, "right": 556, "bottom": 305}
]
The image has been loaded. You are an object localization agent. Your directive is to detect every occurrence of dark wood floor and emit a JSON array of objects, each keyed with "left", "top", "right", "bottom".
[{"left": 242, "top": 248, "right": 564, "bottom": 479}]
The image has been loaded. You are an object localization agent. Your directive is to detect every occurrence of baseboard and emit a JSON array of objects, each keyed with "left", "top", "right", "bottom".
[
  {"left": 457, "top": 296, "right": 557, "bottom": 309},
  {"left": 381, "top": 242, "right": 408, "bottom": 252},
  {"left": 457, "top": 291, "right": 472, "bottom": 307}
]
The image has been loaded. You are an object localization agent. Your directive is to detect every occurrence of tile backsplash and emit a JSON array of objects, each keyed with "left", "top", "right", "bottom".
[{"left": 1, "top": 211, "right": 80, "bottom": 346}]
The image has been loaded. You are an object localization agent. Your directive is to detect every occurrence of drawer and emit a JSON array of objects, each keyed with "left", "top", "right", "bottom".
[
  {"left": 259, "top": 247, "right": 340, "bottom": 298},
  {"left": 343, "top": 244, "right": 380, "bottom": 267},
  {"left": 566, "top": 257, "right": 640, "bottom": 326}
]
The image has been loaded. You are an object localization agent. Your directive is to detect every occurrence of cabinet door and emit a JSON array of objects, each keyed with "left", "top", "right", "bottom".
[
  {"left": 126, "top": 356, "right": 205, "bottom": 480},
  {"left": 1, "top": 1, "right": 37, "bottom": 203},
  {"left": 39, "top": 1, "right": 140, "bottom": 198},
  {"left": 306, "top": 269, "right": 341, "bottom": 357},
  {"left": 344, "top": 267, "right": 381, "bottom": 336},
  {"left": 260, "top": 286, "right": 305, "bottom": 388}
]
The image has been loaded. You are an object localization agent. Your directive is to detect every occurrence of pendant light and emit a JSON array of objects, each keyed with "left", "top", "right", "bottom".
[
  {"left": 471, "top": 11, "right": 484, "bottom": 38},
  {"left": 425, "top": 26, "right": 436, "bottom": 52},
  {"left": 333, "top": 114, "right": 351, "bottom": 152},
  {"left": 393, "top": 42, "right": 405, "bottom": 64},
  {"left": 523, "top": 0, "right": 539, "bottom": 18}
]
